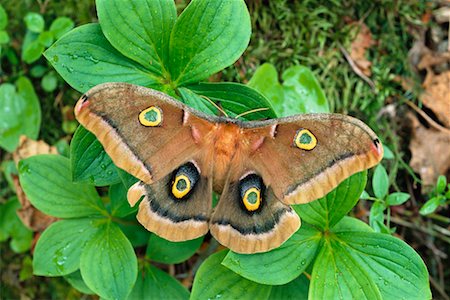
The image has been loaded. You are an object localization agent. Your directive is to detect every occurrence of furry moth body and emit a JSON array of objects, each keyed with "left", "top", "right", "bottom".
[{"left": 75, "top": 83, "right": 383, "bottom": 254}]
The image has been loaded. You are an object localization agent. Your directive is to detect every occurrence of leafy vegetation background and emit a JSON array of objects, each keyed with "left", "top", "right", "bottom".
[{"left": 0, "top": 0, "right": 448, "bottom": 299}]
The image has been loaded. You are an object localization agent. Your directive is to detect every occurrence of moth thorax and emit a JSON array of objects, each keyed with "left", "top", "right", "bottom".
[{"left": 170, "top": 162, "right": 200, "bottom": 200}]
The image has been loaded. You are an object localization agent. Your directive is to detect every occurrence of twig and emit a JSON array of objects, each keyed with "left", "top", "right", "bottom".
[
  {"left": 405, "top": 100, "right": 450, "bottom": 134},
  {"left": 390, "top": 216, "right": 450, "bottom": 245},
  {"left": 338, "top": 43, "right": 376, "bottom": 90}
]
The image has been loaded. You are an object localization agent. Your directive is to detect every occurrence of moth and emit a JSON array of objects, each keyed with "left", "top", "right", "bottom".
[{"left": 75, "top": 82, "right": 383, "bottom": 254}]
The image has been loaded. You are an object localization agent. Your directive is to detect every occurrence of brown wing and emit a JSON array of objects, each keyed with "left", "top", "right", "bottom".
[
  {"left": 209, "top": 169, "right": 300, "bottom": 254},
  {"left": 241, "top": 113, "right": 383, "bottom": 205},
  {"left": 75, "top": 83, "right": 217, "bottom": 241},
  {"left": 127, "top": 161, "right": 213, "bottom": 242},
  {"left": 74, "top": 82, "right": 214, "bottom": 184}
]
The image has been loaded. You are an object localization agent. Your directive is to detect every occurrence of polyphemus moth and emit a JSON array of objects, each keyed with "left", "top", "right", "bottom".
[{"left": 74, "top": 83, "right": 383, "bottom": 254}]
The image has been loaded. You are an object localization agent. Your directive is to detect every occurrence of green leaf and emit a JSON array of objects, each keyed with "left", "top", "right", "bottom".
[
  {"left": 0, "top": 198, "right": 17, "bottom": 241},
  {"left": 373, "top": 165, "right": 389, "bottom": 199},
  {"left": 360, "top": 190, "right": 371, "bottom": 200},
  {"left": 248, "top": 63, "right": 330, "bottom": 116},
  {"left": 0, "top": 77, "right": 41, "bottom": 152},
  {"left": 191, "top": 250, "right": 271, "bottom": 300},
  {"left": 169, "top": 0, "right": 251, "bottom": 85},
  {"left": 24, "top": 13, "right": 44, "bottom": 33},
  {"left": 117, "top": 168, "right": 138, "bottom": 190},
  {"left": 0, "top": 197, "right": 32, "bottom": 253},
  {"left": 71, "top": 125, "right": 121, "bottom": 186},
  {"left": 64, "top": 270, "right": 95, "bottom": 295},
  {"left": 294, "top": 171, "right": 367, "bottom": 230},
  {"left": 0, "top": 84, "right": 21, "bottom": 151},
  {"left": 436, "top": 175, "right": 447, "bottom": 194},
  {"left": 186, "top": 82, "right": 277, "bottom": 120},
  {"left": 38, "top": 31, "right": 54, "bottom": 47},
  {"left": 109, "top": 183, "right": 137, "bottom": 218},
  {"left": 5, "top": 47, "right": 19, "bottom": 65},
  {"left": 369, "top": 201, "right": 385, "bottom": 232},
  {"left": 146, "top": 234, "right": 203, "bottom": 264},
  {"left": 41, "top": 72, "right": 58, "bottom": 92},
  {"left": 333, "top": 232, "right": 431, "bottom": 299},
  {"left": 178, "top": 87, "right": 217, "bottom": 116},
  {"left": 55, "top": 139, "right": 70, "bottom": 157},
  {"left": 19, "top": 155, "right": 104, "bottom": 218},
  {"left": 49, "top": 17, "right": 74, "bottom": 39},
  {"left": 16, "top": 76, "right": 41, "bottom": 135},
  {"left": 383, "top": 145, "right": 394, "bottom": 160},
  {"left": 127, "top": 265, "right": 189, "bottom": 300},
  {"left": 19, "top": 256, "right": 34, "bottom": 281},
  {"left": 80, "top": 222, "right": 138, "bottom": 300},
  {"left": 33, "top": 219, "right": 100, "bottom": 276},
  {"left": 9, "top": 218, "right": 33, "bottom": 253},
  {"left": 309, "top": 237, "right": 382, "bottom": 300},
  {"left": 419, "top": 197, "right": 441, "bottom": 215},
  {"left": 223, "top": 223, "right": 321, "bottom": 285},
  {"left": 247, "top": 63, "right": 284, "bottom": 113},
  {"left": 332, "top": 216, "right": 374, "bottom": 233},
  {"left": 281, "top": 65, "right": 330, "bottom": 114},
  {"left": 1, "top": 160, "right": 17, "bottom": 192},
  {"left": 0, "top": 5, "right": 7, "bottom": 30},
  {"left": 268, "top": 274, "right": 309, "bottom": 300},
  {"left": 30, "top": 65, "right": 48, "bottom": 77},
  {"left": 44, "top": 23, "right": 159, "bottom": 93},
  {"left": 0, "top": 30, "right": 10, "bottom": 44},
  {"left": 118, "top": 223, "right": 150, "bottom": 248},
  {"left": 22, "top": 39, "right": 44, "bottom": 63},
  {"left": 386, "top": 192, "right": 410, "bottom": 206},
  {"left": 97, "top": 0, "right": 176, "bottom": 77}
]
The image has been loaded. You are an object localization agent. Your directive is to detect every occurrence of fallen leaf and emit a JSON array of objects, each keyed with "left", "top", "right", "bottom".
[
  {"left": 349, "top": 22, "right": 376, "bottom": 77},
  {"left": 13, "top": 136, "right": 58, "bottom": 231},
  {"left": 409, "top": 113, "right": 450, "bottom": 191},
  {"left": 421, "top": 71, "right": 450, "bottom": 127},
  {"left": 417, "top": 52, "right": 450, "bottom": 70}
]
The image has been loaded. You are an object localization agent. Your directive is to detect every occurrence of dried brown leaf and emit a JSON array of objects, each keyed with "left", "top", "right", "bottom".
[
  {"left": 349, "top": 23, "right": 376, "bottom": 77},
  {"left": 418, "top": 52, "right": 450, "bottom": 70},
  {"left": 409, "top": 113, "right": 450, "bottom": 191},
  {"left": 13, "top": 136, "right": 58, "bottom": 231},
  {"left": 421, "top": 71, "right": 450, "bottom": 127}
]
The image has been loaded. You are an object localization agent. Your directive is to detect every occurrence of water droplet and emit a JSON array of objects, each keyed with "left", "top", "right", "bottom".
[
  {"left": 100, "top": 164, "right": 106, "bottom": 170},
  {"left": 301, "top": 260, "right": 306, "bottom": 265},
  {"left": 53, "top": 55, "right": 59, "bottom": 62},
  {"left": 84, "top": 52, "right": 99, "bottom": 64}
]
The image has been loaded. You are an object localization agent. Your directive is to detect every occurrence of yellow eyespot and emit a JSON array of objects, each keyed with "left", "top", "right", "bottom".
[
  {"left": 294, "top": 129, "right": 317, "bottom": 150},
  {"left": 242, "top": 187, "right": 261, "bottom": 211},
  {"left": 172, "top": 174, "right": 191, "bottom": 199},
  {"left": 139, "top": 106, "right": 162, "bottom": 127}
]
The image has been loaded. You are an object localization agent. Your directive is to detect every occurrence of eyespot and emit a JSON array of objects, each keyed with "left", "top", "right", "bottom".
[
  {"left": 172, "top": 174, "right": 191, "bottom": 199},
  {"left": 139, "top": 106, "right": 162, "bottom": 127},
  {"left": 239, "top": 173, "right": 264, "bottom": 213},
  {"left": 242, "top": 187, "right": 261, "bottom": 211},
  {"left": 294, "top": 129, "right": 317, "bottom": 150},
  {"left": 170, "top": 162, "right": 200, "bottom": 200}
]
